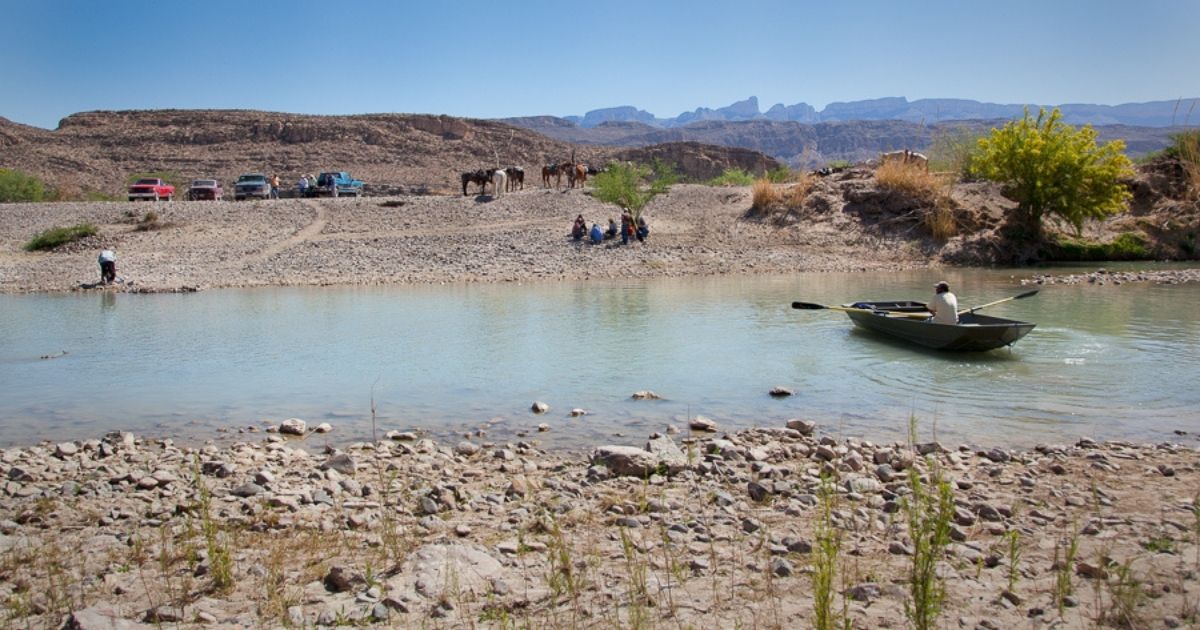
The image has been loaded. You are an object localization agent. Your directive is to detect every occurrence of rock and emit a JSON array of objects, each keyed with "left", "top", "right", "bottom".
[
  {"left": 385, "top": 430, "right": 417, "bottom": 441},
  {"left": 55, "top": 442, "right": 79, "bottom": 458},
  {"left": 591, "top": 445, "right": 659, "bottom": 477},
  {"left": 143, "top": 605, "right": 183, "bottom": 623},
  {"left": 386, "top": 544, "right": 507, "bottom": 602},
  {"left": 537, "top": 423, "right": 550, "bottom": 432},
  {"left": 741, "top": 517, "right": 762, "bottom": 533},
  {"left": 874, "top": 464, "right": 897, "bottom": 482},
  {"left": 784, "top": 538, "right": 812, "bottom": 553},
  {"left": 531, "top": 401, "right": 549, "bottom": 414},
  {"left": 7, "top": 466, "right": 33, "bottom": 482},
  {"left": 64, "top": 603, "right": 153, "bottom": 629},
  {"left": 888, "top": 541, "right": 913, "bottom": 555},
  {"left": 1158, "top": 463, "right": 1176, "bottom": 477},
  {"left": 845, "top": 476, "right": 882, "bottom": 494},
  {"left": 136, "top": 476, "right": 159, "bottom": 490},
  {"left": 771, "top": 558, "right": 794, "bottom": 576},
  {"left": 569, "top": 408, "right": 586, "bottom": 417},
  {"left": 631, "top": 390, "right": 662, "bottom": 400},
  {"left": 279, "top": 418, "right": 307, "bottom": 435},
  {"left": 747, "top": 480, "right": 771, "bottom": 502},
  {"left": 785, "top": 419, "right": 816, "bottom": 435},
  {"left": 645, "top": 435, "right": 689, "bottom": 473},
  {"left": 314, "top": 422, "right": 333, "bottom": 433},
  {"left": 321, "top": 453, "right": 356, "bottom": 475},
  {"left": 846, "top": 582, "right": 881, "bottom": 602},
  {"left": 287, "top": 606, "right": 305, "bottom": 626},
  {"left": 768, "top": 386, "right": 794, "bottom": 398},
  {"left": 371, "top": 602, "right": 390, "bottom": 621},
  {"left": 1076, "top": 562, "right": 1108, "bottom": 580},
  {"left": 974, "top": 502, "right": 1004, "bottom": 522},
  {"left": 455, "top": 441, "right": 480, "bottom": 456},
  {"left": 230, "top": 482, "right": 264, "bottom": 498},
  {"left": 324, "top": 566, "right": 359, "bottom": 593},
  {"left": 689, "top": 416, "right": 717, "bottom": 432},
  {"left": 985, "top": 447, "right": 1010, "bottom": 463}
]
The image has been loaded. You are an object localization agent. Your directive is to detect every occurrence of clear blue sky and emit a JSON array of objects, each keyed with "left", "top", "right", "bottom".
[{"left": 2, "top": 0, "right": 1198, "bottom": 129}]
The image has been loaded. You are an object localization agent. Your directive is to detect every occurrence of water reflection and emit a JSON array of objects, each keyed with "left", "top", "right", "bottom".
[{"left": 1, "top": 269, "right": 1199, "bottom": 448}]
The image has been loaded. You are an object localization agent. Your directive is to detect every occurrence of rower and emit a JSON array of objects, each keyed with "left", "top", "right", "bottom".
[{"left": 928, "top": 281, "right": 959, "bottom": 324}]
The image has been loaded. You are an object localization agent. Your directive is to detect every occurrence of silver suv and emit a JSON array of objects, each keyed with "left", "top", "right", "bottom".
[{"left": 234, "top": 173, "right": 270, "bottom": 201}]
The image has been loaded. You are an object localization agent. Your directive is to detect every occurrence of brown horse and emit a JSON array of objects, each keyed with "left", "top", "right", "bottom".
[
  {"left": 567, "top": 163, "right": 587, "bottom": 189},
  {"left": 461, "top": 170, "right": 490, "bottom": 196}
]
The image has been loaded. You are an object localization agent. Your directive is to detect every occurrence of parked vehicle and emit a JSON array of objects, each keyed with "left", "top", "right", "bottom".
[
  {"left": 310, "top": 171, "right": 365, "bottom": 197},
  {"left": 187, "top": 179, "right": 223, "bottom": 201},
  {"left": 234, "top": 174, "right": 271, "bottom": 201},
  {"left": 127, "top": 178, "right": 175, "bottom": 202}
]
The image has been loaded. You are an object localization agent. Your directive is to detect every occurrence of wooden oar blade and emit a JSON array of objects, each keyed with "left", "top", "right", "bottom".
[
  {"left": 791, "top": 302, "right": 828, "bottom": 310},
  {"left": 1014, "top": 289, "right": 1039, "bottom": 300}
]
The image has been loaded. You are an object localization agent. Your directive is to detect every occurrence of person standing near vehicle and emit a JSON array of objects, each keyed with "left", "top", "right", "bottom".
[
  {"left": 98, "top": 249, "right": 116, "bottom": 284},
  {"left": 297, "top": 174, "right": 309, "bottom": 197},
  {"left": 270, "top": 174, "right": 281, "bottom": 199},
  {"left": 928, "top": 281, "right": 959, "bottom": 324}
]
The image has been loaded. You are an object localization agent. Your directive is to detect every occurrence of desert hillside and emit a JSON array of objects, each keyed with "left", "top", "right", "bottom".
[{"left": 0, "top": 110, "right": 779, "bottom": 198}]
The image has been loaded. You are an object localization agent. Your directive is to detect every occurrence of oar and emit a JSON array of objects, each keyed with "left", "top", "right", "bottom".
[
  {"left": 957, "top": 289, "right": 1039, "bottom": 315},
  {"left": 790, "top": 302, "right": 930, "bottom": 319}
]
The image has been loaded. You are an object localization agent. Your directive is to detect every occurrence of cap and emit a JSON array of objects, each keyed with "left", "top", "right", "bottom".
[{"left": 934, "top": 281, "right": 950, "bottom": 292}]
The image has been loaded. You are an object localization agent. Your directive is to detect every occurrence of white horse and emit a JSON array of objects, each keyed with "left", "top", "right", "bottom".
[{"left": 491, "top": 169, "right": 507, "bottom": 197}]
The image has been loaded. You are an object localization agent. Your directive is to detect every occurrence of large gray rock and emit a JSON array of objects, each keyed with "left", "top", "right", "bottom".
[
  {"left": 592, "top": 445, "right": 660, "bottom": 477},
  {"left": 64, "top": 603, "right": 153, "bottom": 629},
  {"left": 279, "top": 418, "right": 307, "bottom": 435},
  {"left": 321, "top": 453, "right": 356, "bottom": 475},
  {"left": 645, "top": 435, "right": 689, "bottom": 473},
  {"left": 386, "top": 544, "right": 507, "bottom": 602}
]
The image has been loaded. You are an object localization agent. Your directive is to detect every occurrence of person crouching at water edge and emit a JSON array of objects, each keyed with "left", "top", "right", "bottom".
[
  {"left": 98, "top": 249, "right": 116, "bottom": 284},
  {"left": 928, "top": 281, "right": 958, "bottom": 324}
]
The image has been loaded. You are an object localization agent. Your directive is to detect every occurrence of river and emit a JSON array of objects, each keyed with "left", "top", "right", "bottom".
[{"left": 2, "top": 267, "right": 1198, "bottom": 448}]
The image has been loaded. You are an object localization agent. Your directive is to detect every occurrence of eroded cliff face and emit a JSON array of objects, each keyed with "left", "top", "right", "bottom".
[{"left": 0, "top": 110, "right": 780, "bottom": 197}]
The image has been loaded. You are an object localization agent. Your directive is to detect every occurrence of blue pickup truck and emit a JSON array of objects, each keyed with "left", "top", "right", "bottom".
[{"left": 309, "top": 171, "right": 365, "bottom": 198}]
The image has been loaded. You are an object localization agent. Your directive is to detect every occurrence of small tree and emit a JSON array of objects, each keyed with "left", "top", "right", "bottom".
[
  {"left": 591, "top": 160, "right": 674, "bottom": 221},
  {"left": 975, "top": 108, "right": 1133, "bottom": 241}
]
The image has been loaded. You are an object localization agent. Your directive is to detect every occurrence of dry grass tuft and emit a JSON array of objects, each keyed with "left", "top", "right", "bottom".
[
  {"left": 924, "top": 199, "right": 958, "bottom": 240},
  {"left": 785, "top": 172, "right": 815, "bottom": 210},
  {"left": 1176, "top": 132, "right": 1200, "bottom": 196},
  {"left": 876, "top": 160, "right": 944, "bottom": 200},
  {"left": 751, "top": 178, "right": 781, "bottom": 210}
]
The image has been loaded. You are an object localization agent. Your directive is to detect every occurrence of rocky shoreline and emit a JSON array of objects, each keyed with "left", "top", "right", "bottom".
[
  {"left": 1022, "top": 268, "right": 1200, "bottom": 286},
  {"left": 3, "top": 423, "right": 1196, "bottom": 628}
]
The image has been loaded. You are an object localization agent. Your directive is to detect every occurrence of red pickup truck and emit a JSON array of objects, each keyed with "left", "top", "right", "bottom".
[{"left": 128, "top": 178, "right": 175, "bottom": 201}]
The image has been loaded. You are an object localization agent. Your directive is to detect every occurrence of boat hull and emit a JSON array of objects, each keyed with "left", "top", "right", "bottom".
[{"left": 843, "top": 301, "right": 1035, "bottom": 351}]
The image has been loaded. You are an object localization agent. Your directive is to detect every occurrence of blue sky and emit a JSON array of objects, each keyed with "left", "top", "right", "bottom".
[{"left": 2, "top": 0, "right": 1198, "bottom": 129}]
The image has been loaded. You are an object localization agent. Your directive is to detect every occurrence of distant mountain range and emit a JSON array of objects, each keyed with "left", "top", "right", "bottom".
[
  {"left": 536, "top": 96, "right": 1200, "bottom": 128},
  {"left": 501, "top": 96, "right": 1200, "bottom": 168}
]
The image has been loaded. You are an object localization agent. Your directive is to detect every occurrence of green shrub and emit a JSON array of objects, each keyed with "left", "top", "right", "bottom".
[
  {"left": 24, "top": 224, "right": 98, "bottom": 251},
  {"left": 1048, "top": 232, "right": 1150, "bottom": 261},
  {"left": 0, "top": 169, "right": 47, "bottom": 203},
  {"left": 708, "top": 168, "right": 755, "bottom": 186},
  {"left": 975, "top": 108, "right": 1133, "bottom": 241},
  {"left": 825, "top": 160, "right": 852, "bottom": 170},
  {"left": 765, "top": 165, "right": 792, "bottom": 183}
]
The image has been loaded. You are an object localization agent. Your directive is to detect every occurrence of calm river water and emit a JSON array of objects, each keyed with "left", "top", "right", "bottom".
[{"left": 2, "top": 267, "right": 1198, "bottom": 448}]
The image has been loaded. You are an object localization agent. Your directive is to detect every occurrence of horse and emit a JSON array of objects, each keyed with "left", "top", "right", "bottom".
[
  {"left": 541, "top": 164, "right": 557, "bottom": 188},
  {"left": 567, "top": 163, "right": 587, "bottom": 189},
  {"left": 880, "top": 149, "right": 929, "bottom": 171},
  {"left": 490, "top": 168, "right": 507, "bottom": 197},
  {"left": 461, "top": 170, "right": 489, "bottom": 196},
  {"left": 505, "top": 166, "right": 524, "bottom": 192}
]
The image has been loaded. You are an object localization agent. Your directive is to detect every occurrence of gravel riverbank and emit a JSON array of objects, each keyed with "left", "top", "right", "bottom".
[
  {"left": 2, "top": 423, "right": 1196, "bottom": 628},
  {"left": 0, "top": 185, "right": 929, "bottom": 294}
]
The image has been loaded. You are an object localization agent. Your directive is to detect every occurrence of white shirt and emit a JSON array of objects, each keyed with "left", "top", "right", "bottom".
[
  {"left": 98, "top": 250, "right": 115, "bottom": 263},
  {"left": 929, "top": 291, "right": 958, "bottom": 324}
]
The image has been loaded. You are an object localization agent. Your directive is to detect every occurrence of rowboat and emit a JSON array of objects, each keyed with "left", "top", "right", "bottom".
[{"left": 841, "top": 300, "right": 1035, "bottom": 351}]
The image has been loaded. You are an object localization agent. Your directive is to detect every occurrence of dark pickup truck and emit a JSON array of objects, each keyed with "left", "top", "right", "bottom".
[{"left": 307, "top": 171, "right": 365, "bottom": 198}]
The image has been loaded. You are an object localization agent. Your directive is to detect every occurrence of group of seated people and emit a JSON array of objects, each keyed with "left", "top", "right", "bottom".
[{"left": 571, "top": 212, "right": 649, "bottom": 244}]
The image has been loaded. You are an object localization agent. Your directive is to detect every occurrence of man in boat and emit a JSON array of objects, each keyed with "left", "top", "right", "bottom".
[{"left": 928, "top": 281, "right": 958, "bottom": 324}]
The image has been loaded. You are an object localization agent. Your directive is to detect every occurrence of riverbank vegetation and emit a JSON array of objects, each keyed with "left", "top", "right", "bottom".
[
  {"left": 23, "top": 223, "right": 98, "bottom": 251},
  {"left": 0, "top": 168, "right": 48, "bottom": 203}
]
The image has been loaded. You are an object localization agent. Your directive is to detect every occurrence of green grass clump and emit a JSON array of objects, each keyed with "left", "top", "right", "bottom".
[
  {"left": 0, "top": 168, "right": 47, "bottom": 203},
  {"left": 24, "top": 224, "right": 98, "bottom": 251},
  {"left": 1049, "top": 232, "right": 1150, "bottom": 261},
  {"left": 708, "top": 167, "right": 756, "bottom": 187},
  {"left": 765, "top": 165, "right": 793, "bottom": 183}
]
